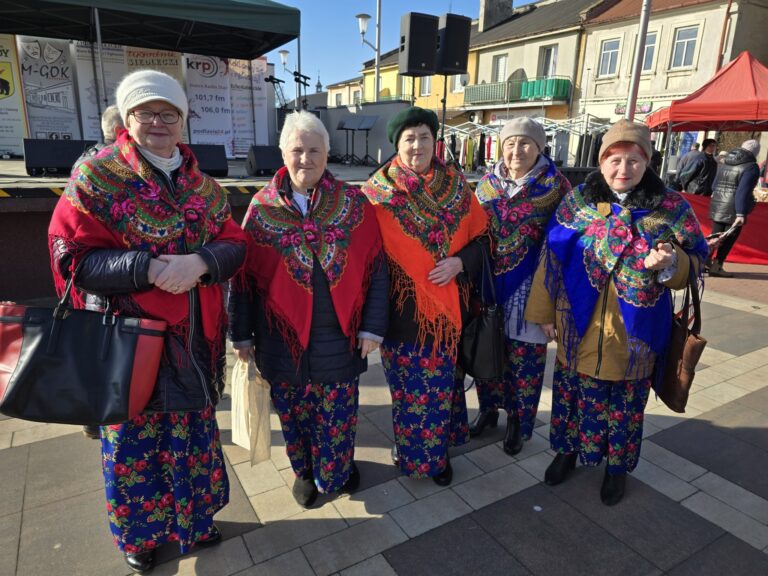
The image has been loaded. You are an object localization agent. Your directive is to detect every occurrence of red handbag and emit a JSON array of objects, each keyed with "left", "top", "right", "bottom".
[{"left": 0, "top": 276, "right": 166, "bottom": 425}]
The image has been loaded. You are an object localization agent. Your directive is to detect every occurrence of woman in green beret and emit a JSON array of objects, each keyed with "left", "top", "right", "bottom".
[{"left": 361, "top": 107, "right": 488, "bottom": 486}]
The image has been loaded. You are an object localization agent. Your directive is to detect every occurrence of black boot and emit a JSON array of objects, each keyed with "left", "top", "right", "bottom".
[
  {"left": 600, "top": 469, "right": 626, "bottom": 506},
  {"left": 341, "top": 461, "right": 360, "bottom": 494},
  {"left": 432, "top": 457, "right": 453, "bottom": 486},
  {"left": 391, "top": 444, "right": 400, "bottom": 467},
  {"left": 502, "top": 412, "right": 523, "bottom": 456},
  {"left": 125, "top": 550, "right": 155, "bottom": 573},
  {"left": 544, "top": 452, "right": 577, "bottom": 486},
  {"left": 468, "top": 409, "right": 499, "bottom": 437},
  {"left": 292, "top": 471, "right": 318, "bottom": 508}
]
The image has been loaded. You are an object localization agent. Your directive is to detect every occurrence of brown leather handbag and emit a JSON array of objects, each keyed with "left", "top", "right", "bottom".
[{"left": 658, "top": 269, "right": 707, "bottom": 413}]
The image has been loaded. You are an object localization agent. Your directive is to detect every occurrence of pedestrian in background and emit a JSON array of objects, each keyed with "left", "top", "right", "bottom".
[
  {"left": 679, "top": 138, "right": 718, "bottom": 196},
  {"left": 526, "top": 119, "right": 708, "bottom": 506},
  {"left": 470, "top": 117, "right": 570, "bottom": 456}
]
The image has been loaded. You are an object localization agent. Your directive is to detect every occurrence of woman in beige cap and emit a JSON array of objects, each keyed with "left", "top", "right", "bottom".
[
  {"left": 49, "top": 69, "right": 246, "bottom": 572},
  {"left": 525, "top": 119, "right": 708, "bottom": 506},
  {"left": 471, "top": 118, "right": 571, "bottom": 456}
]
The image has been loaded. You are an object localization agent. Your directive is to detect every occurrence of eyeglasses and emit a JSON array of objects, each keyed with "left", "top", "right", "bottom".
[{"left": 130, "top": 109, "right": 181, "bottom": 124}]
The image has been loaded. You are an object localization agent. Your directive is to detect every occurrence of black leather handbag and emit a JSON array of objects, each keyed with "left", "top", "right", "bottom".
[
  {"left": 459, "top": 247, "right": 505, "bottom": 380},
  {"left": 0, "top": 274, "right": 166, "bottom": 425}
]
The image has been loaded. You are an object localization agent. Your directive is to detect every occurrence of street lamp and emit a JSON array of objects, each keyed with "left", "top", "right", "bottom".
[
  {"left": 278, "top": 49, "right": 309, "bottom": 109},
  {"left": 356, "top": 1, "right": 381, "bottom": 103}
]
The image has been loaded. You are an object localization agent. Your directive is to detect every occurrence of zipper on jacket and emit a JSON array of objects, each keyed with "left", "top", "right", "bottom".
[{"left": 594, "top": 280, "right": 610, "bottom": 377}]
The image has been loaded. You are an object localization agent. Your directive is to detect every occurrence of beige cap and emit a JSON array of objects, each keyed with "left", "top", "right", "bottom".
[
  {"left": 500, "top": 117, "right": 546, "bottom": 151},
  {"left": 598, "top": 119, "right": 653, "bottom": 161}
]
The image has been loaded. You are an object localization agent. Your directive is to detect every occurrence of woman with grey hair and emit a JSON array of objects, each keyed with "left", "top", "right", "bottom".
[{"left": 229, "top": 110, "right": 389, "bottom": 507}]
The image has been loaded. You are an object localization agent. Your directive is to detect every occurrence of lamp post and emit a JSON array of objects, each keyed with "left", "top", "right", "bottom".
[
  {"left": 279, "top": 48, "right": 310, "bottom": 109},
  {"left": 356, "top": 1, "right": 381, "bottom": 103}
]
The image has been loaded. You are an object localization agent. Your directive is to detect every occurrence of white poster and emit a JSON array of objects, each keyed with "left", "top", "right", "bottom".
[
  {"left": 126, "top": 47, "right": 188, "bottom": 143},
  {"left": 185, "top": 54, "right": 233, "bottom": 157},
  {"left": 18, "top": 36, "right": 81, "bottom": 140},
  {"left": 251, "top": 57, "right": 269, "bottom": 146},
  {"left": 74, "top": 41, "right": 126, "bottom": 141},
  {"left": 0, "top": 34, "right": 27, "bottom": 156}
]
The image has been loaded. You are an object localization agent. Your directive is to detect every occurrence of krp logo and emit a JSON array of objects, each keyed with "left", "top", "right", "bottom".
[
  {"left": 0, "top": 63, "right": 15, "bottom": 99},
  {"left": 187, "top": 56, "right": 219, "bottom": 78}
]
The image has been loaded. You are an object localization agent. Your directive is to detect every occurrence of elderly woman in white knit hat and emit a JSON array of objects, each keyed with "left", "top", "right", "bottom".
[
  {"left": 48, "top": 69, "right": 247, "bottom": 573},
  {"left": 471, "top": 117, "right": 571, "bottom": 456},
  {"left": 525, "top": 119, "right": 708, "bottom": 506}
]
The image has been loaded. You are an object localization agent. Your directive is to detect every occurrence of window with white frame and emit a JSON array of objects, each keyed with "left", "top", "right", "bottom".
[
  {"left": 353, "top": 90, "right": 361, "bottom": 104},
  {"left": 335, "top": 93, "right": 342, "bottom": 106},
  {"left": 451, "top": 74, "right": 465, "bottom": 93},
  {"left": 670, "top": 25, "right": 698, "bottom": 69},
  {"left": 598, "top": 39, "right": 620, "bottom": 77},
  {"left": 492, "top": 54, "right": 507, "bottom": 83},
  {"left": 642, "top": 32, "right": 657, "bottom": 72},
  {"left": 539, "top": 45, "right": 558, "bottom": 77},
  {"left": 420, "top": 76, "right": 431, "bottom": 96},
  {"left": 400, "top": 75, "right": 409, "bottom": 97}
]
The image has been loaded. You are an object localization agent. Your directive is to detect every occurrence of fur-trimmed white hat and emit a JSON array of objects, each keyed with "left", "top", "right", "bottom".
[{"left": 115, "top": 69, "right": 188, "bottom": 124}]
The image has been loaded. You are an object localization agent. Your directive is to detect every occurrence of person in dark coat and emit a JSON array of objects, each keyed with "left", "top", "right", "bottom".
[
  {"left": 679, "top": 138, "right": 717, "bottom": 196},
  {"left": 708, "top": 139, "right": 761, "bottom": 277},
  {"left": 229, "top": 111, "right": 389, "bottom": 508}
]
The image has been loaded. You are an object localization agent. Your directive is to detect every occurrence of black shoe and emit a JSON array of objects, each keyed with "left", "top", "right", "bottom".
[
  {"left": 195, "top": 524, "right": 221, "bottom": 547},
  {"left": 502, "top": 413, "right": 523, "bottom": 456},
  {"left": 292, "top": 472, "right": 318, "bottom": 508},
  {"left": 600, "top": 470, "right": 626, "bottom": 506},
  {"left": 82, "top": 425, "right": 100, "bottom": 439},
  {"left": 341, "top": 461, "right": 360, "bottom": 494},
  {"left": 544, "top": 452, "right": 577, "bottom": 486},
  {"left": 468, "top": 409, "right": 500, "bottom": 437},
  {"left": 125, "top": 550, "right": 155, "bottom": 573},
  {"left": 391, "top": 444, "right": 400, "bottom": 467},
  {"left": 432, "top": 458, "right": 453, "bottom": 486}
]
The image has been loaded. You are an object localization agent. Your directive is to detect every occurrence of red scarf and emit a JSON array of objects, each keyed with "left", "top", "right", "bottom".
[
  {"left": 48, "top": 130, "right": 245, "bottom": 359},
  {"left": 240, "top": 167, "right": 382, "bottom": 359}
]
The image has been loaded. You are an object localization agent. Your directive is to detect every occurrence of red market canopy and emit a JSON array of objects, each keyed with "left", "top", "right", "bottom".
[{"left": 645, "top": 51, "right": 768, "bottom": 132}]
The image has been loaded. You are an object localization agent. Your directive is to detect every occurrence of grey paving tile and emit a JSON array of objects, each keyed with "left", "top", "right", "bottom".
[
  {"left": 333, "top": 478, "right": 414, "bottom": 525},
  {"left": 396, "top": 454, "right": 482, "bottom": 499},
  {"left": 240, "top": 549, "right": 315, "bottom": 576},
  {"left": 249, "top": 485, "right": 304, "bottom": 524},
  {"left": 636, "top": 441, "right": 707, "bottom": 482},
  {"left": 692, "top": 471, "right": 768, "bottom": 524},
  {"left": 700, "top": 399, "right": 768, "bottom": 451},
  {"left": 473, "top": 484, "right": 657, "bottom": 576},
  {"left": 0, "top": 432, "right": 10, "bottom": 450},
  {"left": 23, "top": 431, "right": 103, "bottom": 510},
  {"left": 302, "top": 515, "right": 408, "bottom": 576},
  {"left": 682, "top": 491, "right": 768, "bottom": 550},
  {"left": 555, "top": 471, "right": 723, "bottom": 571},
  {"left": 358, "top": 367, "right": 392, "bottom": 415},
  {"left": 701, "top": 309, "right": 768, "bottom": 356},
  {"left": 462, "top": 441, "right": 510, "bottom": 472},
  {"left": 16, "top": 488, "right": 128, "bottom": 576},
  {"left": 151, "top": 536, "right": 253, "bottom": 576},
  {"left": 340, "top": 554, "right": 398, "bottom": 576},
  {"left": 668, "top": 533, "right": 768, "bottom": 575},
  {"left": 215, "top": 459, "right": 261, "bottom": 537},
  {"left": 364, "top": 406, "right": 395, "bottom": 442},
  {"left": 0, "top": 444, "right": 28, "bottom": 517},
  {"left": 233, "top": 459, "right": 286, "bottom": 497},
  {"left": 390, "top": 488, "right": 472, "bottom": 538},
  {"left": 452, "top": 462, "right": 538, "bottom": 510},
  {"left": 734, "top": 386, "right": 768, "bottom": 416},
  {"left": 0, "top": 512, "right": 20, "bottom": 576},
  {"left": 383, "top": 515, "right": 529, "bottom": 576},
  {"left": 632, "top": 459, "right": 699, "bottom": 502},
  {"left": 242, "top": 502, "right": 348, "bottom": 564}
]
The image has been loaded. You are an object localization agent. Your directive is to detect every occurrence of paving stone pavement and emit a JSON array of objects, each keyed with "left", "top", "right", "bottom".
[{"left": 1, "top": 287, "right": 768, "bottom": 576}]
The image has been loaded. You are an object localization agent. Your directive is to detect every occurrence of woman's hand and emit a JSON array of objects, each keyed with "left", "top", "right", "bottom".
[
  {"left": 643, "top": 242, "right": 675, "bottom": 271},
  {"left": 147, "top": 258, "right": 168, "bottom": 285},
  {"left": 541, "top": 323, "right": 557, "bottom": 341},
  {"left": 359, "top": 338, "right": 379, "bottom": 359},
  {"left": 234, "top": 346, "right": 254, "bottom": 362},
  {"left": 153, "top": 254, "right": 208, "bottom": 294},
  {"left": 428, "top": 257, "right": 463, "bottom": 287}
]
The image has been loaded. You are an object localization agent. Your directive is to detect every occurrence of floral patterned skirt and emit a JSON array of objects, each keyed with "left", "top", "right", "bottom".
[
  {"left": 381, "top": 339, "right": 469, "bottom": 479},
  {"left": 100, "top": 407, "right": 228, "bottom": 555},
  {"left": 474, "top": 339, "right": 547, "bottom": 439},
  {"left": 549, "top": 361, "right": 652, "bottom": 474},
  {"left": 270, "top": 378, "right": 359, "bottom": 494}
]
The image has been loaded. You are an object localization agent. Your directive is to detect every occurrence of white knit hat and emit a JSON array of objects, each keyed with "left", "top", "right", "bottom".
[
  {"left": 115, "top": 70, "right": 188, "bottom": 124},
  {"left": 741, "top": 139, "right": 761, "bottom": 156}
]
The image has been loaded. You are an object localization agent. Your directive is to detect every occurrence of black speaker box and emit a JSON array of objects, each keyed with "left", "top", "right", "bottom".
[
  {"left": 187, "top": 144, "right": 229, "bottom": 177},
  {"left": 437, "top": 14, "right": 472, "bottom": 75},
  {"left": 246, "top": 145, "right": 283, "bottom": 176},
  {"left": 23, "top": 139, "right": 97, "bottom": 176},
  {"left": 398, "top": 13, "right": 439, "bottom": 77}
]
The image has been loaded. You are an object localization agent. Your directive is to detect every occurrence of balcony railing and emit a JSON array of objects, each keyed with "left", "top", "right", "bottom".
[{"left": 464, "top": 76, "right": 572, "bottom": 105}]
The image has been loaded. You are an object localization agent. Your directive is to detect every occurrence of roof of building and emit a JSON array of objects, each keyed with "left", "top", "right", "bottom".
[
  {"left": 326, "top": 76, "right": 364, "bottom": 88},
  {"left": 587, "top": 0, "right": 719, "bottom": 25}
]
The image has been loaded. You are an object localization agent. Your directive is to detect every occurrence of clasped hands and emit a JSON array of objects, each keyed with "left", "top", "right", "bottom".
[{"left": 148, "top": 254, "right": 208, "bottom": 294}]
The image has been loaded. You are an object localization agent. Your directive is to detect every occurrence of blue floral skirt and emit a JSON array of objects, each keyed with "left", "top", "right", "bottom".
[
  {"left": 474, "top": 339, "right": 547, "bottom": 439},
  {"left": 100, "top": 407, "right": 228, "bottom": 555},
  {"left": 381, "top": 339, "right": 469, "bottom": 479},
  {"left": 549, "top": 361, "right": 652, "bottom": 474},
  {"left": 270, "top": 378, "right": 359, "bottom": 494}
]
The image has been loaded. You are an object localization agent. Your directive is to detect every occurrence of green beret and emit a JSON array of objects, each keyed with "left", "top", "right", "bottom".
[{"left": 386, "top": 106, "right": 439, "bottom": 147}]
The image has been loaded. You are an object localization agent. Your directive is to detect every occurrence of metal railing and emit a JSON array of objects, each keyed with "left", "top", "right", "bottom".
[{"left": 464, "top": 76, "right": 572, "bottom": 105}]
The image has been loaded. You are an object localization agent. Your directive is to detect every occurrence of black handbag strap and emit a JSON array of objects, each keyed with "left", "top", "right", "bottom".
[
  {"left": 53, "top": 259, "right": 112, "bottom": 319},
  {"left": 477, "top": 244, "right": 498, "bottom": 308},
  {"left": 688, "top": 267, "right": 702, "bottom": 335}
]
